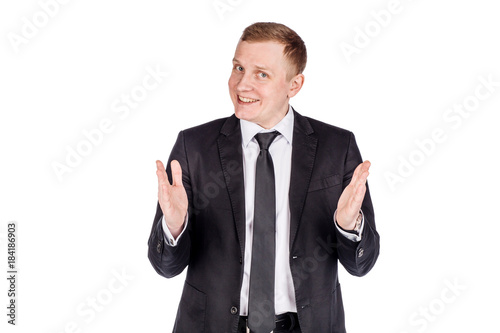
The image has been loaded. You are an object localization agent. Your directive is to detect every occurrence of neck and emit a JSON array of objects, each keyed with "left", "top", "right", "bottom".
[{"left": 258, "top": 104, "right": 289, "bottom": 129}]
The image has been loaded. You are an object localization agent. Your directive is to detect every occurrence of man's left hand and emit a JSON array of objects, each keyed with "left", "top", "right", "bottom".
[{"left": 336, "top": 160, "right": 371, "bottom": 230}]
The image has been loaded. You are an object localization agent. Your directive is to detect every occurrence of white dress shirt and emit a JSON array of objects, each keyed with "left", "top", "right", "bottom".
[
  {"left": 239, "top": 105, "right": 296, "bottom": 315},
  {"left": 162, "top": 105, "right": 364, "bottom": 316}
]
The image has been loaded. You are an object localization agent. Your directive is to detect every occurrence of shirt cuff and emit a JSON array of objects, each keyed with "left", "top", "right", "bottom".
[
  {"left": 333, "top": 209, "right": 364, "bottom": 242},
  {"left": 162, "top": 214, "right": 188, "bottom": 246}
]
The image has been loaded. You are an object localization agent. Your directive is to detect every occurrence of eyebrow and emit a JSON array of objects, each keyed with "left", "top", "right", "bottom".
[
  {"left": 255, "top": 65, "right": 270, "bottom": 72},
  {"left": 233, "top": 58, "right": 273, "bottom": 73}
]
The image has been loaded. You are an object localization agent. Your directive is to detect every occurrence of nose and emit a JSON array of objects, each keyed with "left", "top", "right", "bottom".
[{"left": 235, "top": 73, "right": 253, "bottom": 92}]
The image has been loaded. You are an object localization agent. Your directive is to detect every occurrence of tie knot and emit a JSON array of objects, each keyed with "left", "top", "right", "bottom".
[{"left": 255, "top": 131, "right": 280, "bottom": 150}]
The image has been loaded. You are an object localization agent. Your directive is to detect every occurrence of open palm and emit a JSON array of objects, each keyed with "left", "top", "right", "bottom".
[
  {"left": 336, "top": 161, "right": 371, "bottom": 230},
  {"left": 156, "top": 160, "right": 188, "bottom": 235}
]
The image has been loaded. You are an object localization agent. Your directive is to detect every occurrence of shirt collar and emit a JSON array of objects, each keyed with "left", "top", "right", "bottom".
[{"left": 240, "top": 105, "right": 294, "bottom": 147}]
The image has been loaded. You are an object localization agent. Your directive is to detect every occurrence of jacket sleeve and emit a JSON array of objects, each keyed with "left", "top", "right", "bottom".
[
  {"left": 147, "top": 131, "right": 193, "bottom": 278},
  {"left": 335, "top": 132, "right": 380, "bottom": 277}
]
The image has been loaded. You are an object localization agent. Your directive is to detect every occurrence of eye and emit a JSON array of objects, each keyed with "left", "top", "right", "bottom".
[
  {"left": 258, "top": 72, "right": 268, "bottom": 78},
  {"left": 235, "top": 65, "right": 243, "bottom": 72}
]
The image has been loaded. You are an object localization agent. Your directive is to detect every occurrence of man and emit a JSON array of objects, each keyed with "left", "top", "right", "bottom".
[{"left": 148, "top": 22, "right": 380, "bottom": 333}]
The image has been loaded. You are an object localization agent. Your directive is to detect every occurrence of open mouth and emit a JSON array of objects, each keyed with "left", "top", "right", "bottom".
[{"left": 238, "top": 95, "right": 259, "bottom": 103}]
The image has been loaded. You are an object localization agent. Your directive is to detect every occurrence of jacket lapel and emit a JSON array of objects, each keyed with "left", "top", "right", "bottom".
[
  {"left": 217, "top": 115, "right": 246, "bottom": 257},
  {"left": 216, "top": 111, "right": 317, "bottom": 256},
  {"left": 289, "top": 110, "right": 318, "bottom": 250}
]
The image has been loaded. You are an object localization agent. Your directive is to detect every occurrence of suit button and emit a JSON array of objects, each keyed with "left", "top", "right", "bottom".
[
  {"left": 230, "top": 306, "right": 238, "bottom": 315},
  {"left": 358, "top": 248, "right": 364, "bottom": 258},
  {"left": 156, "top": 239, "right": 162, "bottom": 253}
]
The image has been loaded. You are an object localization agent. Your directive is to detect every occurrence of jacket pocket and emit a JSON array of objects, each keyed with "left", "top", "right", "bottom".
[
  {"left": 308, "top": 174, "right": 341, "bottom": 192},
  {"left": 173, "top": 281, "right": 207, "bottom": 332}
]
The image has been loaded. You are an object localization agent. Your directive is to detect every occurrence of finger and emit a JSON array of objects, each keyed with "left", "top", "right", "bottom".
[
  {"left": 352, "top": 175, "right": 368, "bottom": 202},
  {"left": 351, "top": 168, "right": 368, "bottom": 202},
  {"left": 156, "top": 160, "right": 170, "bottom": 186},
  {"left": 354, "top": 161, "right": 371, "bottom": 184},
  {"left": 360, "top": 161, "right": 371, "bottom": 183},
  {"left": 354, "top": 180, "right": 367, "bottom": 202},
  {"left": 358, "top": 160, "right": 370, "bottom": 177},
  {"left": 156, "top": 161, "right": 172, "bottom": 205},
  {"left": 357, "top": 169, "right": 370, "bottom": 186},
  {"left": 363, "top": 160, "right": 371, "bottom": 173},
  {"left": 170, "top": 160, "right": 183, "bottom": 187},
  {"left": 351, "top": 162, "right": 364, "bottom": 183},
  {"left": 156, "top": 161, "right": 171, "bottom": 209},
  {"left": 156, "top": 160, "right": 165, "bottom": 173},
  {"left": 350, "top": 162, "right": 365, "bottom": 186}
]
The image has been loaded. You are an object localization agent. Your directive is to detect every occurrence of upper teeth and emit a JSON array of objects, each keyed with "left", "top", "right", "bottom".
[{"left": 239, "top": 96, "right": 258, "bottom": 103}]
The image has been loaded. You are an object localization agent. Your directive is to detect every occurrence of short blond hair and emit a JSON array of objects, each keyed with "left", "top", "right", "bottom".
[{"left": 240, "top": 22, "right": 307, "bottom": 78}]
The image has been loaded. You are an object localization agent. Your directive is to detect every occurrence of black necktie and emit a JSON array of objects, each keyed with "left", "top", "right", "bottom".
[{"left": 248, "top": 131, "right": 280, "bottom": 333}]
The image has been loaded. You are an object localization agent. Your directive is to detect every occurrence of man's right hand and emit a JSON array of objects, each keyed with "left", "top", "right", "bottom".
[{"left": 156, "top": 160, "right": 188, "bottom": 239}]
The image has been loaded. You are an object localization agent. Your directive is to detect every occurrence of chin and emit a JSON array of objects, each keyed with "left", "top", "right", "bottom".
[
  {"left": 234, "top": 105, "right": 260, "bottom": 119},
  {"left": 234, "top": 109, "right": 250, "bottom": 121}
]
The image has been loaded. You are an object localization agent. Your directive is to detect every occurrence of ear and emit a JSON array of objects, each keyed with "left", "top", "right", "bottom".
[{"left": 287, "top": 73, "right": 305, "bottom": 98}]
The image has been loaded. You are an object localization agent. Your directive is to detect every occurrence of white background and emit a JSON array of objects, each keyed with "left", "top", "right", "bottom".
[{"left": 1, "top": 0, "right": 499, "bottom": 332}]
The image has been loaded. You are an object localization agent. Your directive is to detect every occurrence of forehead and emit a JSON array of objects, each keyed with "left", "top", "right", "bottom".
[{"left": 233, "top": 40, "right": 288, "bottom": 70}]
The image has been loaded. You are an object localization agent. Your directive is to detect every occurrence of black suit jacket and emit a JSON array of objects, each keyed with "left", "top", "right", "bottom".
[{"left": 148, "top": 109, "right": 380, "bottom": 333}]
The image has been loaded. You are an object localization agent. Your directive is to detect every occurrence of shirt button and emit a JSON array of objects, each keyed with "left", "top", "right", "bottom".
[
  {"left": 358, "top": 248, "right": 364, "bottom": 258},
  {"left": 230, "top": 306, "right": 238, "bottom": 315}
]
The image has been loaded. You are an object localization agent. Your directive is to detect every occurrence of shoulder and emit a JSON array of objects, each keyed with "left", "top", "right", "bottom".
[
  {"left": 295, "top": 110, "right": 354, "bottom": 144},
  {"left": 183, "top": 116, "right": 231, "bottom": 134},
  {"left": 178, "top": 115, "right": 236, "bottom": 147}
]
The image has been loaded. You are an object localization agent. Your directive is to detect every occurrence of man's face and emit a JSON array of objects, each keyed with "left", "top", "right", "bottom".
[{"left": 228, "top": 40, "right": 300, "bottom": 129}]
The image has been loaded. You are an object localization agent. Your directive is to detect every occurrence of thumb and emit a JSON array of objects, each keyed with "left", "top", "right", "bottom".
[{"left": 170, "top": 160, "right": 183, "bottom": 187}]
